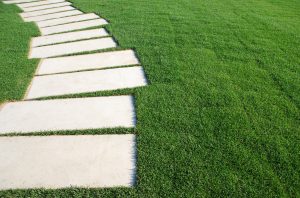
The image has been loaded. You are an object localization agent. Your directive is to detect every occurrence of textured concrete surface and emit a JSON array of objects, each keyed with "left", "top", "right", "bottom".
[
  {"left": 4, "top": 0, "right": 43, "bottom": 4},
  {"left": 0, "top": 96, "right": 135, "bottom": 134},
  {"left": 26, "top": 66, "right": 147, "bottom": 99},
  {"left": 22, "top": 2, "right": 71, "bottom": 12},
  {"left": 29, "top": 37, "right": 116, "bottom": 58},
  {"left": 18, "top": 0, "right": 65, "bottom": 9},
  {"left": 20, "top": 6, "right": 74, "bottom": 18},
  {"left": 23, "top": 10, "right": 82, "bottom": 22},
  {"left": 36, "top": 13, "right": 99, "bottom": 27},
  {"left": 40, "top": 18, "right": 108, "bottom": 35},
  {"left": 0, "top": 134, "right": 136, "bottom": 189},
  {"left": 31, "top": 28, "right": 108, "bottom": 47},
  {"left": 37, "top": 50, "right": 140, "bottom": 74}
]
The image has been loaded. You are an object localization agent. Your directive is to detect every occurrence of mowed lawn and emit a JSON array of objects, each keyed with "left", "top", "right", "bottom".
[{"left": 0, "top": 0, "right": 300, "bottom": 197}]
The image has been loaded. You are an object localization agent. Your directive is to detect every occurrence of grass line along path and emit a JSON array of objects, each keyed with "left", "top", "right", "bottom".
[{"left": 0, "top": 0, "right": 299, "bottom": 197}]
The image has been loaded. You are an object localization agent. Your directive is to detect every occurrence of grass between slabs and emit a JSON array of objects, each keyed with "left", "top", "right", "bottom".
[{"left": 0, "top": 0, "right": 300, "bottom": 197}]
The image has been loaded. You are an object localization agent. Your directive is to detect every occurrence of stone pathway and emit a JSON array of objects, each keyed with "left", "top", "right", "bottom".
[
  {"left": 17, "top": 0, "right": 66, "bottom": 8},
  {"left": 0, "top": 96, "right": 136, "bottom": 133},
  {"left": 31, "top": 28, "right": 108, "bottom": 47},
  {"left": 36, "top": 13, "right": 99, "bottom": 27},
  {"left": 29, "top": 37, "right": 115, "bottom": 58},
  {"left": 23, "top": 9, "right": 82, "bottom": 21},
  {"left": 25, "top": 66, "right": 147, "bottom": 99},
  {"left": 20, "top": 5, "right": 74, "bottom": 17},
  {"left": 0, "top": 0, "right": 147, "bottom": 190},
  {"left": 38, "top": 18, "right": 108, "bottom": 34},
  {"left": 0, "top": 135, "right": 136, "bottom": 189},
  {"left": 37, "top": 49, "right": 139, "bottom": 74},
  {"left": 22, "top": 2, "right": 71, "bottom": 12}
]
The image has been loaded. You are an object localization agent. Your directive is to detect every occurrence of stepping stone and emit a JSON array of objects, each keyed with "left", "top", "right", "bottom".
[
  {"left": 20, "top": 6, "right": 75, "bottom": 18},
  {"left": 22, "top": 2, "right": 72, "bottom": 12},
  {"left": 0, "top": 95, "right": 135, "bottom": 134},
  {"left": 3, "top": 0, "right": 43, "bottom": 4},
  {"left": 23, "top": 10, "right": 82, "bottom": 22},
  {"left": 29, "top": 37, "right": 116, "bottom": 58},
  {"left": 26, "top": 66, "right": 147, "bottom": 99},
  {"left": 31, "top": 28, "right": 108, "bottom": 47},
  {"left": 40, "top": 18, "right": 108, "bottom": 35},
  {"left": 37, "top": 50, "right": 140, "bottom": 74},
  {"left": 18, "top": 0, "right": 65, "bottom": 9},
  {"left": 0, "top": 134, "right": 136, "bottom": 189},
  {"left": 36, "top": 13, "right": 99, "bottom": 28}
]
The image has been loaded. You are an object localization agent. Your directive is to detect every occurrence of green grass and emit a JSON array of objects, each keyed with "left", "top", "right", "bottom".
[
  {"left": 0, "top": 4, "right": 39, "bottom": 104},
  {"left": 0, "top": 0, "right": 300, "bottom": 197}
]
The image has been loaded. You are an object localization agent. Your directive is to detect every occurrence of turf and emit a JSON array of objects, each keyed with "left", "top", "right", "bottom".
[
  {"left": 0, "top": 0, "right": 300, "bottom": 197},
  {"left": 0, "top": 4, "right": 39, "bottom": 104}
]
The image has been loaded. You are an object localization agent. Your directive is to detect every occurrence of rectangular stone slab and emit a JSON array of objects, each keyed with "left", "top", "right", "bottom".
[
  {"left": 18, "top": 0, "right": 66, "bottom": 8},
  {"left": 26, "top": 66, "right": 147, "bottom": 99},
  {"left": 3, "top": 0, "right": 43, "bottom": 4},
  {"left": 29, "top": 37, "right": 116, "bottom": 58},
  {"left": 23, "top": 10, "right": 82, "bottom": 22},
  {"left": 20, "top": 6, "right": 75, "bottom": 18},
  {"left": 22, "top": 2, "right": 71, "bottom": 12},
  {"left": 31, "top": 28, "right": 108, "bottom": 47},
  {"left": 0, "top": 95, "right": 135, "bottom": 134},
  {"left": 37, "top": 50, "right": 140, "bottom": 75},
  {"left": 40, "top": 18, "right": 108, "bottom": 35},
  {"left": 0, "top": 134, "right": 136, "bottom": 189},
  {"left": 36, "top": 13, "right": 100, "bottom": 28}
]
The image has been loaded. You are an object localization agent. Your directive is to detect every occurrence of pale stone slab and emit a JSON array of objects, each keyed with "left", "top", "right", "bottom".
[
  {"left": 3, "top": 0, "right": 42, "bottom": 4},
  {"left": 0, "top": 134, "right": 136, "bottom": 189},
  {"left": 29, "top": 37, "right": 116, "bottom": 58},
  {"left": 31, "top": 28, "right": 108, "bottom": 47},
  {"left": 0, "top": 96, "right": 135, "bottom": 134},
  {"left": 20, "top": 6, "right": 75, "bottom": 18},
  {"left": 36, "top": 13, "right": 99, "bottom": 28},
  {"left": 37, "top": 50, "right": 140, "bottom": 75},
  {"left": 40, "top": 18, "right": 108, "bottom": 35},
  {"left": 18, "top": 0, "right": 65, "bottom": 8},
  {"left": 22, "top": 2, "right": 71, "bottom": 12},
  {"left": 23, "top": 10, "right": 82, "bottom": 22},
  {"left": 26, "top": 66, "right": 147, "bottom": 99}
]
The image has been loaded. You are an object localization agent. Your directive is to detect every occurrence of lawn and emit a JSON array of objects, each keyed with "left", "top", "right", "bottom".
[{"left": 0, "top": 0, "right": 300, "bottom": 197}]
